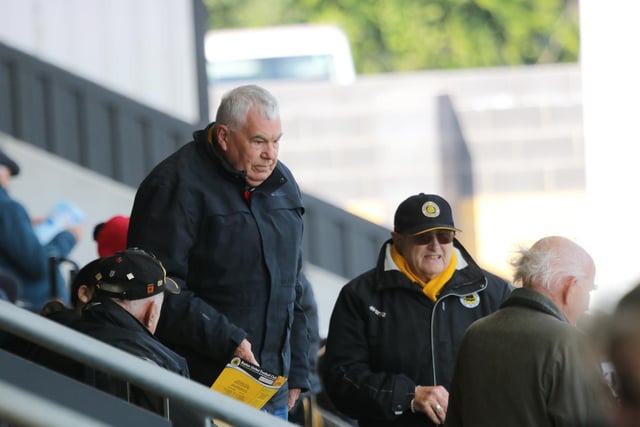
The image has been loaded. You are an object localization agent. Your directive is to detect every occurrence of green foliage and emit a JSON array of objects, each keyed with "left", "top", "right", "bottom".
[{"left": 202, "top": 0, "right": 579, "bottom": 74}]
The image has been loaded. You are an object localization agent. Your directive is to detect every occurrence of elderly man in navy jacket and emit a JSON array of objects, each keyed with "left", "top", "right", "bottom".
[{"left": 128, "top": 85, "right": 309, "bottom": 420}]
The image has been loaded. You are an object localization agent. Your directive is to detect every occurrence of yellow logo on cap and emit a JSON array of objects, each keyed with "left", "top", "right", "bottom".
[{"left": 422, "top": 201, "right": 440, "bottom": 218}]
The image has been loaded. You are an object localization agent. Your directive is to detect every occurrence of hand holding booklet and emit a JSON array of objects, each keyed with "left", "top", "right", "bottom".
[
  {"left": 32, "top": 200, "right": 84, "bottom": 244},
  {"left": 210, "top": 357, "right": 287, "bottom": 409}
]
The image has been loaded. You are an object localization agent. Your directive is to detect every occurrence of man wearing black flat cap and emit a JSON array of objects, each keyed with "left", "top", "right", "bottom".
[
  {"left": 322, "top": 193, "right": 513, "bottom": 427},
  {"left": 0, "top": 148, "right": 81, "bottom": 309}
]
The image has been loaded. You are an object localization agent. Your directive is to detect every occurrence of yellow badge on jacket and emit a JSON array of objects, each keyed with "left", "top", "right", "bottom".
[{"left": 460, "top": 293, "right": 480, "bottom": 308}]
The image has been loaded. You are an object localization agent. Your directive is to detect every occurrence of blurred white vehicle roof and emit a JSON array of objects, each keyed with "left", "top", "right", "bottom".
[{"left": 205, "top": 24, "right": 356, "bottom": 85}]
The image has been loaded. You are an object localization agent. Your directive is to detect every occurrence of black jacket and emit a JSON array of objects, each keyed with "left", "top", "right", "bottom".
[
  {"left": 128, "top": 125, "right": 310, "bottom": 411},
  {"left": 322, "top": 239, "right": 513, "bottom": 427},
  {"left": 74, "top": 298, "right": 200, "bottom": 426}
]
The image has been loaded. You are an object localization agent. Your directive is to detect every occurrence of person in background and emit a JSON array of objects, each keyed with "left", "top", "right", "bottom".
[
  {"left": 127, "top": 84, "right": 309, "bottom": 420},
  {"left": 93, "top": 215, "right": 130, "bottom": 257},
  {"left": 68, "top": 258, "right": 100, "bottom": 314},
  {"left": 0, "top": 148, "right": 81, "bottom": 310},
  {"left": 4, "top": 258, "right": 103, "bottom": 381},
  {"left": 39, "top": 257, "right": 101, "bottom": 320},
  {"left": 322, "top": 193, "right": 512, "bottom": 427},
  {"left": 445, "top": 236, "right": 612, "bottom": 427},
  {"left": 40, "top": 215, "right": 130, "bottom": 316},
  {"left": 608, "top": 282, "right": 640, "bottom": 427}
]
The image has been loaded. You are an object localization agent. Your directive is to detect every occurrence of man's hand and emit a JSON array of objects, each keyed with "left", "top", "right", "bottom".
[
  {"left": 288, "top": 388, "right": 301, "bottom": 410},
  {"left": 412, "top": 385, "right": 449, "bottom": 425},
  {"left": 233, "top": 338, "right": 258, "bottom": 365}
]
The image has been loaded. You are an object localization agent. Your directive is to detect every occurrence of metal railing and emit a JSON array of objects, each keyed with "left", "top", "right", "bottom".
[
  {"left": 0, "top": 300, "right": 293, "bottom": 427},
  {"left": 0, "top": 379, "right": 112, "bottom": 427}
]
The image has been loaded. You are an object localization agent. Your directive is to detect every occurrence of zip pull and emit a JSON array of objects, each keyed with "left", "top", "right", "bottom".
[
  {"left": 441, "top": 301, "right": 446, "bottom": 311},
  {"left": 243, "top": 186, "right": 255, "bottom": 203}
]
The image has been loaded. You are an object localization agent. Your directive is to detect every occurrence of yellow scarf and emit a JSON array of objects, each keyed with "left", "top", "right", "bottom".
[{"left": 390, "top": 245, "right": 457, "bottom": 302}]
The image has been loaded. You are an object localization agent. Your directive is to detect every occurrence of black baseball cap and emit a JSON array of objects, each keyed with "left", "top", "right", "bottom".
[
  {"left": 94, "top": 248, "right": 180, "bottom": 300},
  {"left": 0, "top": 148, "right": 20, "bottom": 176},
  {"left": 394, "top": 193, "right": 461, "bottom": 236}
]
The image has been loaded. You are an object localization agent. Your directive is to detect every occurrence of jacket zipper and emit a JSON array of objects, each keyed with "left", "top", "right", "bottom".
[{"left": 429, "top": 277, "right": 488, "bottom": 385}]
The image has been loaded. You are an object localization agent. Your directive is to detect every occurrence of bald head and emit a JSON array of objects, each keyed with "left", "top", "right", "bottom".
[{"left": 511, "top": 236, "right": 596, "bottom": 324}]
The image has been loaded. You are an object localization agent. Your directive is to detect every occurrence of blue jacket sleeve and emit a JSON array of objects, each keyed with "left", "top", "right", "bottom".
[{"left": 0, "top": 198, "right": 75, "bottom": 281}]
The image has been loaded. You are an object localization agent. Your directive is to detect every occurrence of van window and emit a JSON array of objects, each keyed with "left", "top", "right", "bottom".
[{"left": 205, "top": 25, "right": 356, "bottom": 85}]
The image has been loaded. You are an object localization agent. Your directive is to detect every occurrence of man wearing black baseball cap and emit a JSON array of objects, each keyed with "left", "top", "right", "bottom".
[
  {"left": 322, "top": 193, "right": 513, "bottom": 427},
  {"left": 72, "top": 248, "right": 199, "bottom": 426}
]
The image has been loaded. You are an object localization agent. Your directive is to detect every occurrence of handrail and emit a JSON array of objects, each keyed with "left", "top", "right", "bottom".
[
  {"left": 0, "top": 379, "right": 112, "bottom": 427},
  {"left": 0, "top": 300, "right": 293, "bottom": 427}
]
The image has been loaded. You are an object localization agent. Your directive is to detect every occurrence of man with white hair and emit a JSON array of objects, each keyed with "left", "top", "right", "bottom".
[
  {"left": 128, "top": 84, "right": 310, "bottom": 420},
  {"left": 445, "top": 236, "right": 612, "bottom": 427}
]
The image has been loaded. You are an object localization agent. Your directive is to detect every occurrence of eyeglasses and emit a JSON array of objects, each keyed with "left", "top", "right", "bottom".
[{"left": 411, "top": 230, "right": 455, "bottom": 245}]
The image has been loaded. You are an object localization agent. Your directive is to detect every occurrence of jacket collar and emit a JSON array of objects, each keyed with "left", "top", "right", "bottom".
[
  {"left": 500, "top": 287, "right": 569, "bottom": 323},
  {"left": 82, "top": 297, "right": 156, "bottom": 337}
]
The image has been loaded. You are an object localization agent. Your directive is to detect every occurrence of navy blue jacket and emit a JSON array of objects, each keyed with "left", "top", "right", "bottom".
[
  {"left": 0, "top": 187, "right": 76, "bottom": 309},
  {"left": 127, "top": 125, "right": 310, "bottom": 411},
  {"left": 322, "top": 239, "right": 513, "bottom": 426}
]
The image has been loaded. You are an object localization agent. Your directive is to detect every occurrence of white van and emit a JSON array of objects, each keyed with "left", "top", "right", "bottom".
[{"left": 204, "top": 24, "right": 356, "bottom": 85}]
